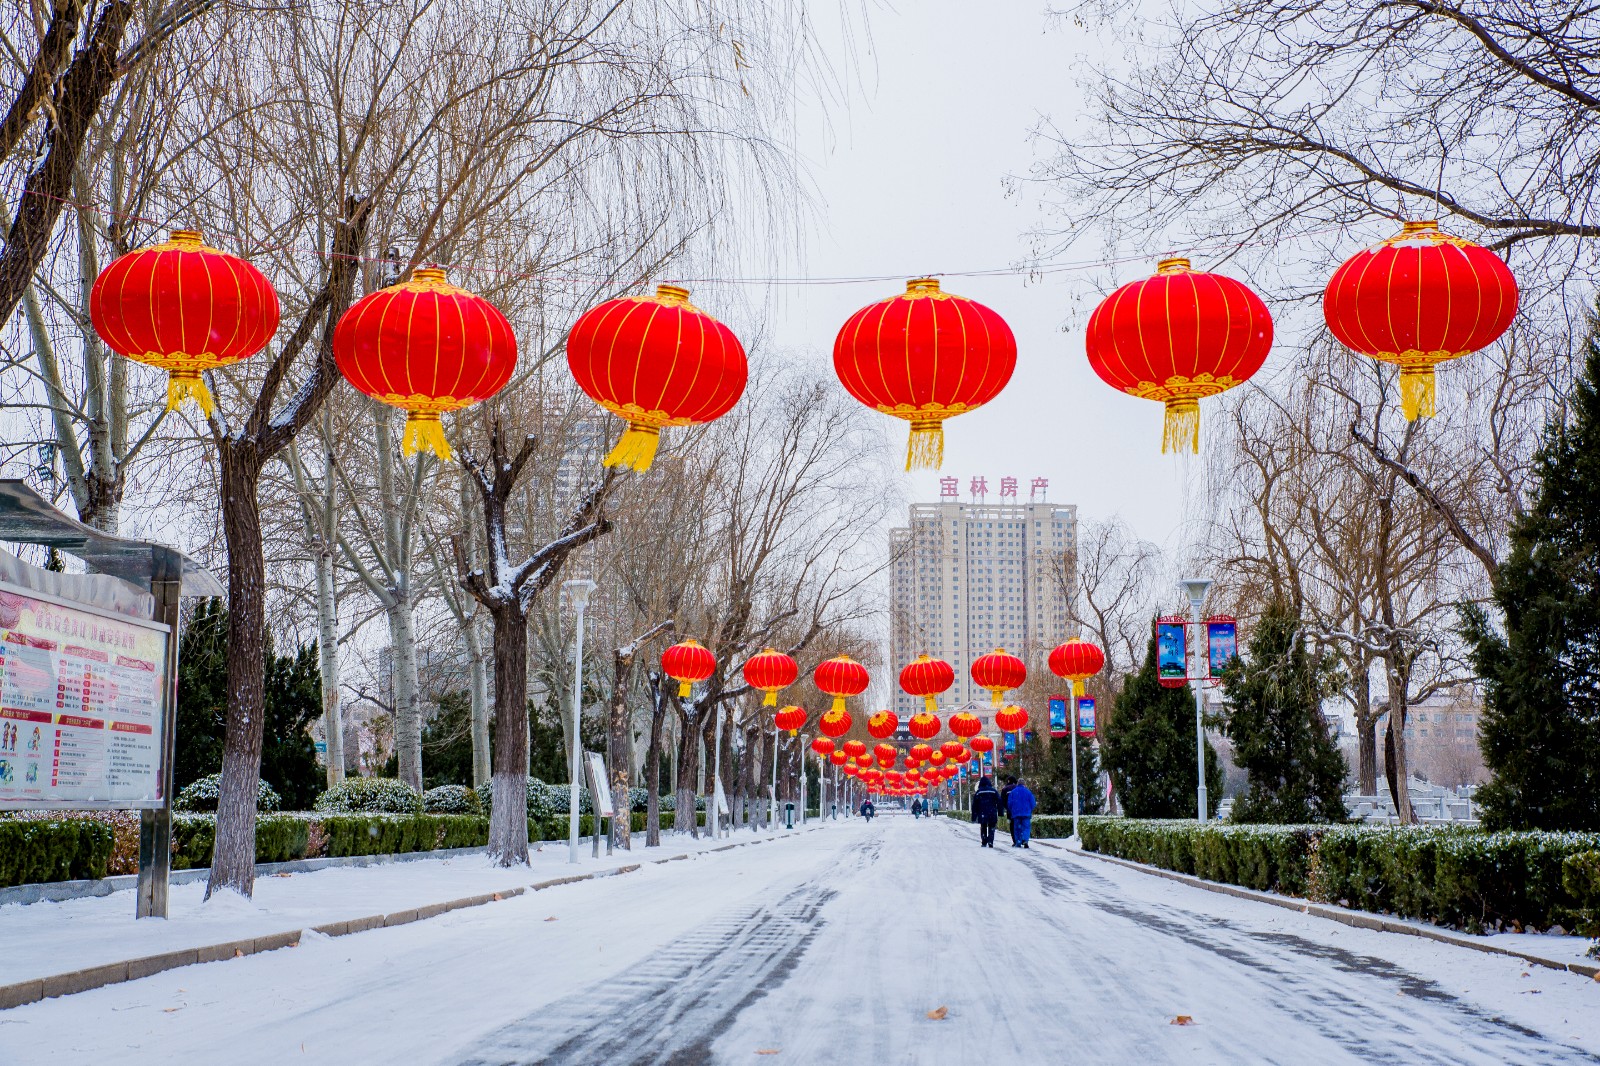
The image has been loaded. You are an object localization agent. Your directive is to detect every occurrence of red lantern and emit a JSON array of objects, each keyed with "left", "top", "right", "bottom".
[
  {"left": 954, "top": 748, "right": 973, "bottom": 764},
  {"left": 969, "top": 736, "right": 995, "bottom": 755},
  {"left": 842, "top": 739, "right": 867, "bottom": 758},
  {"left": 811, "top": 737, "right": 835, "bottom": 757},
  {"left": 842, "top": 764, "right": 860, "bottom": 777},
  {"left": 948, "top": 712, "right": 982, "bottom": 740},
  {"left": 909, "top": 742, "right": 934, "bottom": 762},
  {"left": 867, "top": 710, "right": 899, "bottom": 740},
  {"left": 743, "top": 648, "right": 799, "bottom": 707},
  {"left": 89, "top": 229, "right": 280, "bottom": 416},
  {"left": 829, "top": 750, "right": 847, "bottom": 765},
  {"left": 970, "top": 649, "right": 1026, "bottom": 707},
  {"left": 566, "top": 284, "right": 747, "bottom": 471},
  {"left": 1086, "top": 257, "right": 1273, "bottom": 453},
  {"left": 332, "top": 267, "right": 517, "bottom": 459},
  {"left": 775, "top": 706, "right": 807, "bottom": 736},
  {"left": 1324, "top": 220, "right": 1518, "bottom": 420},
  {"left": 907, "top": 711, "right": 941, "bottom": 741},
  {"left": 898, "top": 654, "right": 955, "bottom": 715},
  {"left": 1049, "top": 638, "right": 1105, "bottom": 685},
  {"left": 819, "top": 708, "right": 853, "bottom": 739},
  {"left": 661, "top": 639, "right": 715, "bottom": 698},
  {"left": 929, "top": 751, "right": 947, "bottom": 766},
  {"left": 995, "top": 705, "right": 1029, "bottom": 734},
  {"left": 939, "top": 741, "right": 965, "bottom": 759},
  {"left": 854, "top": 754, "right": 873, "bottom": 769},
  {"left": 833, "top": 278, "right": 1017, "bottom": 469},
  {"left": 814, "top": 655, "right": 870, "bottom": 715}
]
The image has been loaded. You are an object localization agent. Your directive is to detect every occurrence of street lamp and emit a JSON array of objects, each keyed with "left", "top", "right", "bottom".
[
  {"left": 1179, "top": 578, "right": 1212, "bottom": 822},
  {"left": 563, "top": 578, "right": 596, "bottom": 863}
]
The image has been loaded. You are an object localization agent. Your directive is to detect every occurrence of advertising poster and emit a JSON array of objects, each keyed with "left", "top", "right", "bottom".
[
  {"left": 1003, "top": 731, "right": 1016, "bottom": 756},
  {"left": 1076, "top": 697, "right": 1097, "bottom": 737},
  {"left": 1207, "top": 619, "right": 1239, "bottom": 679},
  {"left": 1048, "top": 696, "right": 1068, "bottom": 737},
  {"left": 0, "top": 582, "right": 169, "bottom": 809},
  {"left": 1157, "top": 621, "right": 1188, "bottom": 685}
]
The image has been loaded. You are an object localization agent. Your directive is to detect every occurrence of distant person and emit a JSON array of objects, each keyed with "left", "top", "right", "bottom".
[
  {"left": 860, "top": 799, "right": 875, "bottom": 821},
  {"left": 1008, "top": 775, "right": 1037, "bottom": 848},
  {"left": 970, "top": 775, "right": 1000, "bottom": 847},
  {"left": 910, "top": 797, "right": 923, "bottom": 819},
  {"left": 998, "top": 775, "right": 1018, "bottom": 845}
]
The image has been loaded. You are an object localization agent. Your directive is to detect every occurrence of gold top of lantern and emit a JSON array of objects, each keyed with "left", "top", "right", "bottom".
[{"left": 1156, "top": 257, "right": 1192, "bottom": 275}]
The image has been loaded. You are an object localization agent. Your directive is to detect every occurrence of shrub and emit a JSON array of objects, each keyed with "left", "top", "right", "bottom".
[
  {"left": 317, "top": 814, "right": 487, "bottom": 857},
  {"left": 629, "top": 787, "right": 650, "bottom": 813},
  {"left": 170, "top": 813, "right": 309, "bottom": 869},
  {"left": 314, "top": 777, "right": 422, "bottom": 814},
  {"left": 423, "top": 785, "right": 481, "bottom": 815},
  {"left": 1563, "top": 851, "right": 1600, "bottom": 939},
  {"left": 475, "top": 777, "right": 592, "bottom": 818},
  {"left": 0, "top": 818, "right": 113, "bottom": 887},
  {"left": 174, "top": 773, "right": 282, "bottom": 813}
]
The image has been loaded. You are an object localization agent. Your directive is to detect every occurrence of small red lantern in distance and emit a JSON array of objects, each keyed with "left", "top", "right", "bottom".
[
  {"left": 819, "top": 708, "right": 853, "bottom": 739},
  {"left": 89, "top": 229, "right": 280, "bottom": 416},
  {"left": 333, "top": 266, "right": 518, "bottom": 459},
  {"left": 833, "top": 278, "right": 1017, "bottom": 470},
  {"left": 970, "top": 649, "right": 1026, "bottom": 707},
  {"left": 909, "top": 743, "right": 934, "bottom": 762},
  {"left": 940, "top": 740, "right": 966, "bottom": 759},
  {"left": 867, "top": 710, "right": 899, "bottom": 739},
  {"left": 907, "top": 712, "right": 941, "bottom": 741},
  {"left": 814, "top": 655, "right": 870, "bottom": 714},
  {"left": 995, "top": 706, "right": 1029, "bottom": 734},
  {"left": 566, "top": 284, "right": 747, "bottom": 471},
  {"left": 842, "top": 764, "right": 859, "bottom": 777},
  {"left": 743, "top": 648, "right": 799, "bottom": 707},
  {"left": 775, "top": 706, "right": 807, "bottom": 736},
  {"left": 842, "top": 739, "right": 867, "bottom": 758},
  {"left": 874, "top": 742, "right": 898, "bottom": 762},
  {"left": 1324, "top": 220, "right": 1517, "bottom": 421},
  {"left": 811, "top": 737, "right": 835, "bottom": 757},
  {"left": 830, "top": 750, "right": 848, "bottom": 765},
  {"left": 661, "top": 639, "right": 715, "bottom": 698},
  {"left": 948, "top": 711, "right": 982, "bottom": 740},
  {"left": 899, "top": 655, "right": 955, "bottom": 715},
  {"left": 954, "top": 748, "right": 973, "bottom": 764},
  {"left": 969, "top": 736, "right": 995, "bottom": 755},
  {"left": 1086, "top": 257, "right": 1272, "bottom": 453},
  {"left": 929, "top": 751, "right": 947, "bottom": 766},
  {"left": 854, "top": 754, "right": 873, "bottom": 768}
]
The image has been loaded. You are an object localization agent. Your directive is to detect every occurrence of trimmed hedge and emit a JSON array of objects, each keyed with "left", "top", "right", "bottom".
[
  {"left": 171, "top": 813, "right": 310, "bottom": 870},
  {"left": 318, "top": 814, "right": 488, "bottom": 857},
  {"left": 1079, "top": 818, "right": 1600, "bottom": 934},
  {"left": 0, "top": 818, "right": 113, "bottom": 887}
]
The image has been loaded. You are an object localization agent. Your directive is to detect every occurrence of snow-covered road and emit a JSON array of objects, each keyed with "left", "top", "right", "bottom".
[{"left": 6, "top": 817, "right": 1598, "bottom": 1065}]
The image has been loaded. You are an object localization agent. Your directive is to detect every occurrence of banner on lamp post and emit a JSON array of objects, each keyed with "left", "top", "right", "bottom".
[
  {"left": 1076, "top": 696, "right": 1097, "bottom": 738},
  {"left": 1157, "top": 617, "right": 1188, "bottom": 688},
  {"left": 1206, "top": 617, "right": 1239, "bottom": 679},
  {"left": 1048, "top": 695, "right": 1068, "bottom": 738}
]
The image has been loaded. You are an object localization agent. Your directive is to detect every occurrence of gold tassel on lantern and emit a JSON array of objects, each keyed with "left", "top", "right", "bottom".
[
  {"left": 922, "top": 694, "right": 939, "bottom": 714},
  {"left": 830, "top": 695, "right": 847, "bottom": 714},
  {"left": 988, "top": 689, "right": 1003, "bottom": 708},
  {"left": 762, "top": 690, "right": 778, "bottom": 707},
  {"left": 167, "top": 369, "right": 217, "bottom": 417},
  {"left": 677, "top": 679, "right": 693, "bottom": 698},
  {"left": 906, "top": 419, "right": 944, "bottom": 471},
  {"left": 1399, "top": 366, "right": 1437, "bottom": 420},
  {"left": 1162, "top": 398, "right": 1201, "bottom": 454},
  {"left": 401, "top": 412, "right": 453, "bottom": 461},
  {"left": 604, "top": 422, "right": 660, "bottom": 471}
]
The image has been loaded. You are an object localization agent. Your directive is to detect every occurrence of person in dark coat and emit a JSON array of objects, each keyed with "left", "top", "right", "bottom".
[
  {"left": 910, "top": 797, "right": 923, "bottom": 818},
  {"left": 970, "top": 775, "right": 1001, "bottom": 847},
  {"left": 1008, "top": 775, "right": 1037, "bottom": 848},
  {"left": 860, "top": 799, "right": 875, "bottom": 821},
  {"left": 997, "top": 776, "right": 1018, "bottom": 845}
]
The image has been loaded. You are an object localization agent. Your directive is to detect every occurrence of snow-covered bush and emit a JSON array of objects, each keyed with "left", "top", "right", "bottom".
[
  {"left": 628, "top": 787, "right": 649, "bottom": 813},
  {"left": 475, "top": 777, "right": 595, "bottom": 817},
  {"left": 313, "top": 777, "right": 421, "bottom": 814},
  {"left": 423, "top": 785, "right": 481, "bottom": 815},
  {"left": 175, "top": 773, "right": 281, "bottom": 813},
  {"left": 658, "top": 794, "right": 675, "bottom": 813}
]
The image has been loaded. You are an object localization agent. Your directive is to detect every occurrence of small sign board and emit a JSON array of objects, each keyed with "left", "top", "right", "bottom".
[
  {"left": 1048, "top": 695, "right": 1068, "bottom": 738},
  {"left": 583, "top": 751, "right": 615, "bottom": 817},
  {"left": 1076, "top": 697, "right": 1097, "bottom": 738},
  {"left": 1157, "top": 618, "right": 1187, "bottom": 688}
]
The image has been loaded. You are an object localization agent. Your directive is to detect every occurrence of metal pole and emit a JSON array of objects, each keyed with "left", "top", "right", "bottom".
[
  {"left": 770, "top": 725, "right": 780, "bottom": 830},
  {"left": 1070, "top": 686, "right": 1081, "bottom": 840},
  {"left": 712, "top": 702, "right": 725, "bottom": 839},
  {"left": 799, "top": 736, "right": 808, "bottom": 826},
  {"left": 1181, "top": 579, "right": 1212, "bottom": 823},
  {"left": 563, "top": 579, "right": 595, "bottom": 863}
]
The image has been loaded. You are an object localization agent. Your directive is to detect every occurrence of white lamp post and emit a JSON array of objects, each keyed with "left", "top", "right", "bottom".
[
  {"left": 563, "top": 578, "right": 596, "bottom": 863},
  {"left": 1180, "top": 578, "right": 1213, "bottom": 823}
]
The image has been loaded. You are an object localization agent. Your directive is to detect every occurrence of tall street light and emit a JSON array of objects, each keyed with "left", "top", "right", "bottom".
[
  {"left": 1180, "top": 577, "right": 1212, "bottom": 822},
  {"left": 563, "top": 578, "right": 596, "bottom": 863}
]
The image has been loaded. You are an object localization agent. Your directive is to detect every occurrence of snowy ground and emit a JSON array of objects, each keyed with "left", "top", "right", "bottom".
[{"left": 3, "top": 816, "right": 1598, "bottom": 1065}]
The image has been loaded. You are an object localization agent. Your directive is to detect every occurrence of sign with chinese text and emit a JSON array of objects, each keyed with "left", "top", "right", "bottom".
[
  {"left": 1157, "top": 620, "right": 1188, "bottom": 688},
  {"left": 1076, "top": 697, "right": 1097, "bottom": 738},
  {"left": 1206, "top": 619, "right": 1239, "bottom": 679}
]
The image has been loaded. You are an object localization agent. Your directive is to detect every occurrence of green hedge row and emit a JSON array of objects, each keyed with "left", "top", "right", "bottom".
[
  {"left": 939, "top": 811, "right": 1080, "bottom": 839},
  {"left": 1079, "top": 818, "right": 1600, "bottom": 934},
  {"left": 0, "top": 819, "right": 113, "bottom": 886}
]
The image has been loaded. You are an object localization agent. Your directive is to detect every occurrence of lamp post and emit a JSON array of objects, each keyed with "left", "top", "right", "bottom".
[
  {"left": 563, "top": 578, "right": 596, "bottom": 863},
  {"left": 1180, "top": 578, "right": 1213, "bottom": 823}
]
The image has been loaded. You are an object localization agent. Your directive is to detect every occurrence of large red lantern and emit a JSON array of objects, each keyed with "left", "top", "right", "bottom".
[
  {"left": 969, "top": 736, "right": 995, "bottom": 755},
  {"left": 814, "top": 655, "right": 870, "bottom": 714},
  {"left": 970, "top": 649, "right": 1026, "bottom": 707},
  {"left": 995, "top": 705, "right": 1029, "bottom": 734},
  {"left": 907, "top": 712, "right": 941, "bottom": 741},
  {"left": 909, "top": 743, "right": 934, "bottom": 762},
  {"left": 661, "top": 639, "right": 715, "bottom": 697},
  {"left": 743, "top": 648, "right": 799, "bottom": 707},
  {"left": 948, "top": 711, "right": 982, "bottom": 740},
  {"left": 89, "top": 229, "right": 280, "bottom": 416},
  {"left": 775, "top": 706, "right": 807, "bottom": 736},
  {"left": 811, "top": 737, "right": 835, "bottom": 757},
  {"left": 833, "top": 278, "right": 1017, "bottom": 469},
  {"left": 842, "top": 739, "right": 867, "bottom": 758},
  {"left": 1086, "top": 257, "right": 1273, "bottom": 453},
  {"left": 867, "top": 710, "right": 899, "bottom": 740},
  {"left": 1324, "top": 220, "right": 1518, "bottom": 420},
  {"left": 566, "top": 284, "right": 747, "bottom": 471},
  {"left": 819, "top": 708, "right": 853, "bottom": 739},
  {"left": 1049, "top": 638, "right": 1105, "bottom": 698},
  {"left": 899, "top": 655, "right": 955, "bottom": 715},
  {"left": 874, "top": 743, "right": 898, "bottom": 765},
  {"left": 333, "top": 267, "right": 517, "bottom": 459},
  {"left": 940, "top": 741, "right": 965, "bottom": 759}
]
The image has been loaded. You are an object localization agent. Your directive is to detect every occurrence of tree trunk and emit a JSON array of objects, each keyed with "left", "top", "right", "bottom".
[
  {"left": 674, "top": 701, "right": 700, "bottom": 837},
  {"left": 645, "top": 681, "right": 666, "bottom": 847},
  {"left": 386, "top": 594, "right": 423, "bottom": 791},
  {"left": 467, "top": 615, "right": 491, "bottom": 787},
  {"left": 1386, "top": 654, "right": 1416, "bottom": 824},
  {"left": 488, "top": 605, "right": 531, "bottom": 865},
  {"left": 1357, "top": 714, "right": 1378, "bottom": 796},
  {"left": 608, "top": 652, "right": 632, "bottom": 851},
  {"left": 209, "top": 449, "right": 267, "bottom": 899},
  {"left": 315, "top": 543, "right": 344, "bottom": 788}
]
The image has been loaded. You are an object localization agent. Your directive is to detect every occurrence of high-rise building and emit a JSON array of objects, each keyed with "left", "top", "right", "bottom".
[{"left": 888, "top": 477, "right": 1076, "bottom": 718}]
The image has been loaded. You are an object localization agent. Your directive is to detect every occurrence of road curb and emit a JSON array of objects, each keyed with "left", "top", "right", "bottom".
[
  {"left": 1042, "top": 842, "right": 1600, "bottom": 981},
  {"left": 0, "top": 829, "right": 808, "bottom": 1011}
]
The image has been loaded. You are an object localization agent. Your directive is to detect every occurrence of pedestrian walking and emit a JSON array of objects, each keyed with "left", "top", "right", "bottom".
[
  {"left": 910, "top": 797, "right": 923, "bottom": 819},
  {"left": 998, "top": 775, "right": 1018, "bottom": 845},
  {"left": 970, "top": 775, "right": 1000, "bottom": 847},
  {"left": 860, "top": 799, "right": 875, "bottom": 821},
  {"left": 1008, "top": 775, "right": 1036, "bottom": 848}
]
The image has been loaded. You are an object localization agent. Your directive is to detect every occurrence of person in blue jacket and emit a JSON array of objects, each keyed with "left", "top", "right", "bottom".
[
  {"left": 970, "top": 775, "right": 1001, "bottom": 847},
  {"left": 1008, "top": 775, "right": 1037, "bottom": 848}
]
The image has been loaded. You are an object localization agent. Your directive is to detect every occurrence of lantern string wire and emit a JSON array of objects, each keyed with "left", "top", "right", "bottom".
[{"left": 30, "top": 187, "right": 1353, "bottom": 289}]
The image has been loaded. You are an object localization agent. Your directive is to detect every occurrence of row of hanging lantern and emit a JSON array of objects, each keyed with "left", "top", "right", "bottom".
[{"left": 88, "top": 219, "right": 1518, "bottom": 466}]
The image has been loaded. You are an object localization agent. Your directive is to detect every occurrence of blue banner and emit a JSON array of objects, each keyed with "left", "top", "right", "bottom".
[
  {"left": 1076, "top": 697, "right": 1097, "bottom": 737},
  {"left": 1207, "top": 620, "right": 1238, "bottom": 678},
  {"left": 1157, "top": 621, "right": 1187, "bottom": 683},
  {"left": 1048, "top": 696, "right": 1068, "bottom": 737}
]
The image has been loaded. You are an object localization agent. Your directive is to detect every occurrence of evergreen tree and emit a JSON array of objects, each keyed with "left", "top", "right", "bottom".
[
  {"left": 174, "top": 599, "right": 324, "bottom": 808},
  {"left": 421, "top": 690, "right": 476, "bottom": 789},
  {"left": 1462, "top": 304, "right": 1600, "bottom": 832},
  {"left": 1217, "top": 601, "right": 1347, "bottom": 824},
  {"left": 1101, "top": 624, "right": 1223, "bottom": 818},
  {"left": 1016, "top": 731, "right": 1104, "bottom": 815}
]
